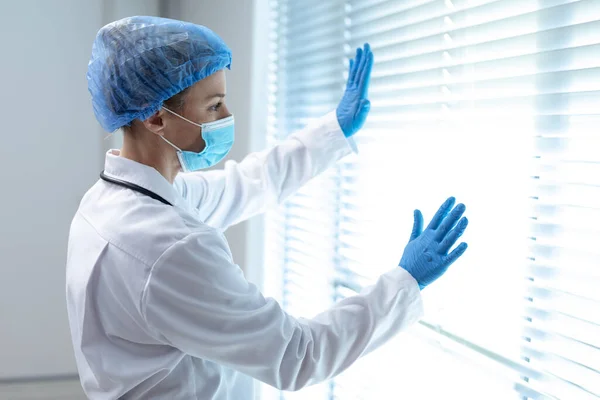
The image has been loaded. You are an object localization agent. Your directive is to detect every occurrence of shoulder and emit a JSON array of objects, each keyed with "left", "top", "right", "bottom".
[{"left": 78, "top": 181, "right": 217, "bottom": 267}]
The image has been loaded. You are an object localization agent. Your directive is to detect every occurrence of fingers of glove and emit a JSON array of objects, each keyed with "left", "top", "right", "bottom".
[
  {"left": 435, "top": 203, "right": 466, "bottom": 241},
  {"left": 358, "top": 46, "right": 373, "bottom": 99},
  {"left": 410, "top": 209, "right": 424, "bottom": 241},
  {"left": 348, "top": 59, "right": 355, "bottom": 86},
  {"left": 351, "top": 47, "right": 363, "bottom": 87},
  {"left": 437, "top": 217, "right": 468, "bottom": 254},
  {"left": 443, "top": 242, "right": 468, "bottom": 267},
  {"left": 355, "top": 44, "right": 368, "bottom": 80},
  {"left": 426, "top": 196, "right": 456, "bottom": 231}
]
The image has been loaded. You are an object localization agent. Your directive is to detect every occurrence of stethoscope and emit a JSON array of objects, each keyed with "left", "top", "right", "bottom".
[{"left": 99, "top": 171, "right": 173, "bottom": 206}]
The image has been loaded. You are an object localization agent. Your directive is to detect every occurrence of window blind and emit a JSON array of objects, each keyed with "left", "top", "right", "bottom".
[{"left": 263, "top": 1, "right": 600, "bottom": 399}]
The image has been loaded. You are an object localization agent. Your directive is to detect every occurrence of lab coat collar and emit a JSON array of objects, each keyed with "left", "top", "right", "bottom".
[{"left": 103, "top": 150, "right": 183, "bottom": 208}]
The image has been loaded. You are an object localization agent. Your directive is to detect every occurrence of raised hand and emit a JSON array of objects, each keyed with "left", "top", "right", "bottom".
[
  {"left": 399, "top": 197, "right": 469, "bottom": 290},
  {"left": 336, "top": 43, "right": 374, "bottom": 138}
]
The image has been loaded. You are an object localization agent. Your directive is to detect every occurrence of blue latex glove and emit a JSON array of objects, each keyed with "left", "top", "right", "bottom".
[
  {"left": 399, "top": 197, "right": 469, "bottom": 290},
  {"left": 336, "top": 43, "right": 374, "bottom": 138}
]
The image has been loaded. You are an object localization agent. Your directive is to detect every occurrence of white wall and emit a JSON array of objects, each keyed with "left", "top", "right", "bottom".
[
  {"left": 0, "top": 0, "right": 160, "bottom": 381},
  {"left": 166, "top": 0, "right": 270, "bottom": 288}
]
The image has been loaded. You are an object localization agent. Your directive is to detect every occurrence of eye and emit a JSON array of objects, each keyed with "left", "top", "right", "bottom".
[{"left": 209, "top": 102, "right": 223, "bottom": 112}]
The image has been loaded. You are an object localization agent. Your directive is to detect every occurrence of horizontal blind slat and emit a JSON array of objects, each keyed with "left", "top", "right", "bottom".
[
  {"left": 370, "top": 46, "right": 600, "bottom": 92},
  {"left": 368, "top": 20, "right": 600, "bottom": 67},
  {"left": 350, "top": 2, "right": 600, "bottom": 57},
  {"left": 350, "top": 0, "right": 577, "bottom": 40},
  {"left": 268, "top": 1, "right": 600, "bottom": 398}
]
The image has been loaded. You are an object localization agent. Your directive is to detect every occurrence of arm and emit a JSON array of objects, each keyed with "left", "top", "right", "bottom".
[
  {"left": 142, "top": 229, "right": 423, "bottom": 391},
  {"left": 142, "top": 197, "right": 468, "bottom": 391},
  {"left": 173, "top": 112, "right": 354, "bottom": 230},
  {"left": 173, "top": 43, "right": 374, "bottom": 231}
]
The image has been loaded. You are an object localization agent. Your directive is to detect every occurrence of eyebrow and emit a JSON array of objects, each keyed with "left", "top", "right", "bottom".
[{"left": 206, "top": 93, "right": 226, "bottom": 100}]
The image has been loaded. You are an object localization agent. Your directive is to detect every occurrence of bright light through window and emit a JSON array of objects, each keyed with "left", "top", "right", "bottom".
[{"left": 263, "top": 1, "right": 600, "bottom": 399}]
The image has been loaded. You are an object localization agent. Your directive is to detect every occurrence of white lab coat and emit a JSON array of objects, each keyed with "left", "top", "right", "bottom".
[{"left": 65, "top": 112, "right": 424, "bottom": 400}]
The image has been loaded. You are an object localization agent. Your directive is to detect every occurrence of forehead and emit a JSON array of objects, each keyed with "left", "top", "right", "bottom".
[{"left": 186, "top": 70, "right": 226, "bottom": 101}]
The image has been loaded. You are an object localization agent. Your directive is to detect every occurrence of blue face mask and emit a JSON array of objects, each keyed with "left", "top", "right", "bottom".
[{"left": 161, "top": 107, "right": 235, "bottom": 172}]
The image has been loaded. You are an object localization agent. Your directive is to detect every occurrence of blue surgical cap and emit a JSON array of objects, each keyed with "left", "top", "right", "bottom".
[{"left": 87, "top": 16, "right": 232, "bottom": 132}]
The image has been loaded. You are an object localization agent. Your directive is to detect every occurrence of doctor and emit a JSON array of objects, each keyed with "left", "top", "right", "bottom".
[{"left": 66, "top": 16, "right": 469, "bottom": 399}]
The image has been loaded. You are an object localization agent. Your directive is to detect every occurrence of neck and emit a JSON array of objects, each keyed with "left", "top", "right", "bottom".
[{"left": 120, "top": 130, "right": 180, "bottom": 184}]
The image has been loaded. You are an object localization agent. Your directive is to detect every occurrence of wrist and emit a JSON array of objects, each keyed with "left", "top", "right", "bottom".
[{"left": 398, "top": 264, "right": 422, "bottom": 290}]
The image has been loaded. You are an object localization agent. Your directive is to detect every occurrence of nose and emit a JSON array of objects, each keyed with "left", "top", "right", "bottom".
[{"left": 220, "top": 103, "right": 230, "bottom": 119}]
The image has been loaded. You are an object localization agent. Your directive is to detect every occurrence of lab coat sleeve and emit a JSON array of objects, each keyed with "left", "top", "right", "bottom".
[
  {"left": 173, "top": 112, "right": 356, "bottom": 231},
  {"left": 142, "top": 230, "right": 424, "bottom": 391}
]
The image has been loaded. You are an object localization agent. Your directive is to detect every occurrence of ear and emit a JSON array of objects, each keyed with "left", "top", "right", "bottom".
[{"left": 142, "top": 109, "right": 166, "bottom": 136}]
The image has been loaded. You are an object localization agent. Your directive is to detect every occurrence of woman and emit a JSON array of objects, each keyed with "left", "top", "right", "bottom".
[{"left": 66, "top": 16, "right": 469, "bottom": 399}]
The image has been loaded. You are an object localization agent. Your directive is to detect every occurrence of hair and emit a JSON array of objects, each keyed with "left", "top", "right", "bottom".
[
  {"left": 163, "top": 87, "right": 190, "bottom": 112},
  {"left": 121, "top": 87, "right": 190, "bottom": 133}
]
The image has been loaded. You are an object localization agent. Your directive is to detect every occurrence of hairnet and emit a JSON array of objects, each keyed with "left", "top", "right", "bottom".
[{"left": 87, "top": 16, "right": 232, "bottom": 132}]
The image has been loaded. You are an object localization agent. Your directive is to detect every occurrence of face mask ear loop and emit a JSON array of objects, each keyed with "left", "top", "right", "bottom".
[
  {"left": 159, "top": 135, "right": 183, "bottom": 152},
  {"left": 160, "top": 106, "right": 200, "bottom": 152},
  {"left": 162, "top": 106, "right": 203, "bottom": 127}
]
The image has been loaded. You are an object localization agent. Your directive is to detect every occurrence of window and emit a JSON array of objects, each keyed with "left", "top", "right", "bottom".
[{"left": 263, "top": 1, "right": 600, "bottom": 399}]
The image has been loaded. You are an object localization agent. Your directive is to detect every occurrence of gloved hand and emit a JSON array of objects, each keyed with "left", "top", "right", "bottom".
[
  {"left": 336, "top": 43, "right": 374, "bottom": 138},
  {"left": 399, "top": 197, "right": 469, "bottom": 290}
]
